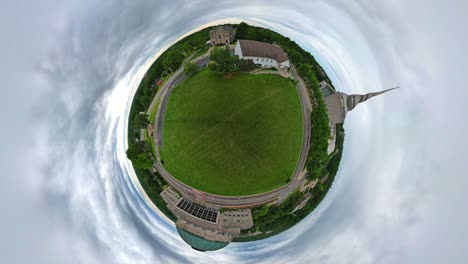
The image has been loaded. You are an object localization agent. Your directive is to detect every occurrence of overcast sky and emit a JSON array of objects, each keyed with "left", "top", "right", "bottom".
[{"left": 0, "top": 0, "right": 467, "bottom": 263}]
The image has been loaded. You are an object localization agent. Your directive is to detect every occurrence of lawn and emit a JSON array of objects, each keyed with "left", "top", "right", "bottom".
[{"left": 160, "top": 69, "right": 303, "bottom": 196}]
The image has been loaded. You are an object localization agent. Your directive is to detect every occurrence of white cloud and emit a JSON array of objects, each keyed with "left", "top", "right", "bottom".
[{"left": 0, "top": 0, "right": 467, "bottom": 263}]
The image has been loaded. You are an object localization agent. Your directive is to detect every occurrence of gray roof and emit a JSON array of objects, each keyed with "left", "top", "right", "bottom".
[
  {"left": 324, "top": 93, "right": 346, "bottom": 125},
  {"left": 221, "top": 25, "right": 234, "bottom": 33},
  {"left": 238, "top": 40, "right": 289, "bottom": 63},
  {"left": 320, "top": 81, "right": 336, "bottom": 97},
  {"left": 211, "top": 25, "right": 234, "bottom": 34}
]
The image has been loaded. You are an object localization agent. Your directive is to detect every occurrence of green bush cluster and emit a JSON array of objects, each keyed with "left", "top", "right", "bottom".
[
  {"left": 129, "top": 28, "right": 210, "bottom": 117},
  {"left": 208, "top": 47, "right": 240, "bottom": 73},
  {"left": 126, "top": 141, "right": 153, "bottom": 170},
  {"left": 183, "top": 61, "right": 200, "bottom": 77},
  {"left": 299, "top": 66, "right": 331, "bottom": 180},
  {"left": 208, "top": 46, "right": 260, "bottom": 74}
]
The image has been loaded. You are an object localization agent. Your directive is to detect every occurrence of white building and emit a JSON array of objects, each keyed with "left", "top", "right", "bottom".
[{"left": 234, "top": 40, "right": 290, "bottom": 68}]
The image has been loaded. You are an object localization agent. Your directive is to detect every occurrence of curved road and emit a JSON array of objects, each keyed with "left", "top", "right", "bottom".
[{"left": 148, "top": 54, "right": 312, "bottom": 208}]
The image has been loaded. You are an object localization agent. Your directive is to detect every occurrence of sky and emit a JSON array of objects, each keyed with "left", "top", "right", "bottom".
[{"left": 0, "top": 0, "right": 467, "bottom": 263}]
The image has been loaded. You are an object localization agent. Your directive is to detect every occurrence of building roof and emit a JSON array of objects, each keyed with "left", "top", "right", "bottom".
[
  {"left": 320, "top": 81, "right": 336, "bottom": 97},
  {"left": 211, "top": 25, "right": 234, "bottom": 33},
  {"left": 221, "top": 25, "right": 234, "bottom": 33},
  {"left": 177, "top": 228, "right": 229, "bottom": 252},
  {"left": 238, "top": 40, "right": 289, "bottom": 63},
  {"left": 324, "top": 92, "right": 346, "bottom": 125}
]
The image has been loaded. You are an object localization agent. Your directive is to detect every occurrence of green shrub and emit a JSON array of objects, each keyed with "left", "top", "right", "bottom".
[{"left": 183, "top": 61, "right": 200, "bottom": 77}]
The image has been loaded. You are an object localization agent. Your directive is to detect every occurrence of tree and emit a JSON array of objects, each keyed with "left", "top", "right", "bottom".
[
  {"left": 143, "top": 86, "right": 153, "bottom": 96},
  {"left": 238, "top": 59, "right": 259, "bottom": 72},
  {"left": 163, "top": 48, "right": 184, "bottom": 72},
  {"left": 297, "top": 63, "right": 312, "bottom": 77},
  {"left": 126, "top": 141, "right": 153, "bottom": 169},
  {"left": 183, "top": 61, "right": 200, "bottom": 76},
  {"left": 139, "top": 95, "right": 150, "bottom": 108},
  {"left": 234, "top": 22, "right": 249, "bottom": 39},
  {"left": 209, "top": 47, "right": 239, "bottom": 73},
  {"left": 288, "top": 50, "right": 303, "bottom": 64},
  {"left": 127, "top": 148, "right": 153, "bottom": 169},
  {"left": 133, "top": 113, "right": 149, "bottom": 129}
]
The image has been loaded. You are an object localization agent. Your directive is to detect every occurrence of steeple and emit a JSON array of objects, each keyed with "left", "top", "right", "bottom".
[
  {"left": 345, "top": 87, "right": 399, "bottom": 112},
  {"left": 323, "top": 85, "right": 398, "bottom": 125}
]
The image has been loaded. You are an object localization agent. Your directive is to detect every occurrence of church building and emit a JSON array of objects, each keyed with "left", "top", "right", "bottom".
[
  {"left": 235, "top": 39, "right": 290, "bottom": 69},
  {"left": 209, "top": 25, "right": 235, "bottom": 46}
]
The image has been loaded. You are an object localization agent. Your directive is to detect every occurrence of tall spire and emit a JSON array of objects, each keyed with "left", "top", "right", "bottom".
[
  {"left": 323, "top": 86, "right": 398, "bottom": 125},
  {"left": 345, "top": 87, "right": 398, "bottom": 112}
]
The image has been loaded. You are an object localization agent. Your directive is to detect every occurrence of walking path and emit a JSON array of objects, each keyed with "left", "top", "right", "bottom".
[
  {"left": 148, "top": 51, "right": 211, "bottom": 161},
  {"left": 250, "top": 68, "right": 291, "bottom": 78}
]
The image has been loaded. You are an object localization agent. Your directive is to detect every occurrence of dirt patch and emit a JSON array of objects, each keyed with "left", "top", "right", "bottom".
[{"left": 223, "top": 73, "right": 233, "bottom": 79}]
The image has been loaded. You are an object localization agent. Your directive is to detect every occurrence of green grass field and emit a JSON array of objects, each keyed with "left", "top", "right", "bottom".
[{"left": 160, "top": 69, "right": 303, "bottom": 196}]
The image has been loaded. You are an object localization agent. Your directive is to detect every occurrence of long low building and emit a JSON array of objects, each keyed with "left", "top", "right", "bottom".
[
  {"left": 234, "top": 39, "right": 290, "bottom": 68},
  {"left": 160, "top": 187, "right": 254, "bottom": 251}
]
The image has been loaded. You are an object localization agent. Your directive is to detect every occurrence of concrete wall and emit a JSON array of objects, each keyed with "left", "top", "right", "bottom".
[
  {"left": 210, "top": 29, "right": 233, "bottom": 45},
  {"left": 280, "top": 60, "right": 290, "bottom": 68},
  {"left": 244, "top": 56, "right": 279, "bottom": 68},
  {"left": 234, "top": 41, "right": 243, "bottom": 58}
]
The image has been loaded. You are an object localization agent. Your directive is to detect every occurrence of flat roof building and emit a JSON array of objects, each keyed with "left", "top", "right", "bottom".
[{"left": 160, "top": 187, "right": 254, "bottom": 251}]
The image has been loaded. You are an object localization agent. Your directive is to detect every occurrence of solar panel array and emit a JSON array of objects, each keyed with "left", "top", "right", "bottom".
[{"left": 177, "top": 198, "right": 218, "bottom": 223}]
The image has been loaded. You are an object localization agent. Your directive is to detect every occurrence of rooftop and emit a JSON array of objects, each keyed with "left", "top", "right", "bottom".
[
  {"left": 324, "top": 92, "right": 346, "bottom": 125},
  {"left": 238, "top": 40, "right": 289, "bottom": 63},
  {"left": 211, "top": 25, "right": 234, "bottom": 33},
  {"left": 320, "top": 81, "right": 336, "bottom": 97},
  {"left": 177, "top": 227, "right": 229, "bottom": 252}
]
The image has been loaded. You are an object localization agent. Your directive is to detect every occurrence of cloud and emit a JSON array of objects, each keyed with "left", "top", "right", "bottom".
[{"left": 1, "top": 0, "right": 467, "bottom": 263}]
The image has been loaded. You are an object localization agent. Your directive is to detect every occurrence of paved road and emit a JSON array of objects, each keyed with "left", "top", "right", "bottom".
[
  {"left": 156, "top": 73, "right": 188, "bottom": 148},
  {"left": 147, "top": 53, "right": 210, "bottom": 115},
  {"left": 276, "top": 65, "right": 313, "bottom": 203},
  {"left": 149, "top": 53, "right": 210, "bottom": 161},
  {"left": 149, "top": 57, "right": 313, "bottom": 207}
]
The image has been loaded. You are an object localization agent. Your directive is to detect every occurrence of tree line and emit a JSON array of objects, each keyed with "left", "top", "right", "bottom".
[
  {"left": 127, "top": 28, "right": 211, "bottom": 162},
  {"left": 130, "top": 28, "right": 210, "bottom": 119},
  {"left": 232, "top": 22, "right": 346, "bottom": 242},
  {"left": 126, "top": 27, "right": 211, "bottom": 221}
]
